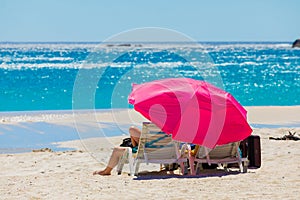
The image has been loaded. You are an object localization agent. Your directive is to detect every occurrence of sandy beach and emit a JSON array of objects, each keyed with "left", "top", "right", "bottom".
[
  {"left": 1, "top": 0, "right": 299, "bottom": 199},
  {"left": 0, "top": 106, "right": 300, "bottom": 199}
]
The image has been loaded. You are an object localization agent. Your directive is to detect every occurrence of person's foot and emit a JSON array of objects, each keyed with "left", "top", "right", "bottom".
[{"left": 93, "top": 169, "right": 111, "bottom": 176}]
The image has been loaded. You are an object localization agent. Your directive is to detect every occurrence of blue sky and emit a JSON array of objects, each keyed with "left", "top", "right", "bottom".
[{"left": 0, "top": 0, "right": 299, "bottom": 42}]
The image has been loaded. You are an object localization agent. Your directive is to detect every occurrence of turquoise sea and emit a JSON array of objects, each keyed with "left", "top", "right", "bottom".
[
  {"left": 1, "top": 42, "right": 300, "bottom": 112},
  {"left": 1, "top": 41, "right": 300, "bottom": 153}
]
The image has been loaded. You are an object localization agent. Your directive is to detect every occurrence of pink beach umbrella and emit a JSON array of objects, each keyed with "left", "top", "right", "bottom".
[{"left": 128, "top": 78, "right": 252, "bottom": 149}]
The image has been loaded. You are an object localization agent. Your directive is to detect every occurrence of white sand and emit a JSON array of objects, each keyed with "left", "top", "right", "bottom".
[{"left": 0, "top": 107, "right": 300, "bottom": 199}]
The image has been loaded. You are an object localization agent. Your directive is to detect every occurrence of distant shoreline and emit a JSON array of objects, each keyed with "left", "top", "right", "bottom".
[{"left": 0, "top": 41, "right": 293, "bottom": 44}]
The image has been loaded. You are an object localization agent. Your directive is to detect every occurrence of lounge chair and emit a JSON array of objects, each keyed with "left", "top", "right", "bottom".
[
  {"left": 116, "top": 122, "right": 190, "bottom": 176},
  {"left": 189, "top": 142, "right": 248, "bottom": 175}
]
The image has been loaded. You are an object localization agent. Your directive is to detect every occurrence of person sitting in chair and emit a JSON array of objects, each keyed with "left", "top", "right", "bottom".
[{"left": 93, "top": 126, "right": 141, "bottom": 176}]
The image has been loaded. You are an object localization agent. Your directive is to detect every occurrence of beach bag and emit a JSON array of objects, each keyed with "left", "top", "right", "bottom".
[
  {"left": 239, "top": 135, "right": 261, "bottom": 168},
  {"left": 120, "top": 137, "right": 133, "bottom": 148},
  {"left": 247, "top": 135, "right": 261, "bottom": 168}
]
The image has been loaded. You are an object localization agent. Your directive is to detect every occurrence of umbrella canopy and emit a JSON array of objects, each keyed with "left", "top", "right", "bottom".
[{"left": 128, "top": 78, "right": 252, "bottom": 148}]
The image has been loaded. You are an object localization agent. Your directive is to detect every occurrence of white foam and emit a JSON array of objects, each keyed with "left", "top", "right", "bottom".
[
  {"left": 0, "top": 43, "right": 97, "bottom": 50},
  {"left": 0, "top": 63, "right": 83, "bottom": 69},
  {"left": 0, "top": 42, "right": 298, "bottom": 70}
]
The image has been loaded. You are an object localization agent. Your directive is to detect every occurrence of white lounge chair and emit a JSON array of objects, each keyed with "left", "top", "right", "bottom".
[
  {"left": 116, "top": 122, "right": 190, "bottom": 176},
  {"left": 189, "top": 142, "right": 248, "bottom": 175}
]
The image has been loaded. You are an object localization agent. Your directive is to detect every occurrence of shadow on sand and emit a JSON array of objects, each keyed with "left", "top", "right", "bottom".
[{"left": 133, "top": 168, "right": 250, "bottom": 180}]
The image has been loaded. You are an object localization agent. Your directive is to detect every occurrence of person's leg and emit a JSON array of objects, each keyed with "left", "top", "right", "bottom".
[
  {"left": 93, "top": 126, "right": 141, "bottom": 176},
  {"left": 93, "top": 147, "right": 126, "bottom": 175},
  {"left": 129, "top": 126, "right": 141, "bottom": 147}
]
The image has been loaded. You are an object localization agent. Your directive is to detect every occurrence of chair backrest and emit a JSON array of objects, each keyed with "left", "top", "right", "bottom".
[
  {"left": 136, "top": 122, "right": 180, "bottom": 162},
  {"left": 195, "top": 142, "right": 240, "bottom": 159}
]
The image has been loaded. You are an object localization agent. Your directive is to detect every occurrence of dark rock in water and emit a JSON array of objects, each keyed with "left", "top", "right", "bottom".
[
  {"left": 106, "top": 44, "right": 132, "bottom": 47},
  {"left": 292, "top": 39, "right": 300, "bottom": 48},
  {"left": 32, "top": 147, "right": 53, "bottom": 152},
  {"left": 118, "top": 44, "right": 131, "bottom": 47}
]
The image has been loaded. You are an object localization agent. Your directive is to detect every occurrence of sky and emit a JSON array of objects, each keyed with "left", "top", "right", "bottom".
[{"left": 0, "top": 0, "right": 299, "bottom": 42}]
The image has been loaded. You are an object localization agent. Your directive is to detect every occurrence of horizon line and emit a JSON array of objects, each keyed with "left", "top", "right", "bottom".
[{"left": 0, "top": 41, "right": 293, "bottom": 44}]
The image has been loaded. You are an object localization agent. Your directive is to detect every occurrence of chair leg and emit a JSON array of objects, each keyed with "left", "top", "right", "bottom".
[
  {"left": 241, "top": 160, "right": 248, "bottom": 173},
  {"left": 180, "top": 162, "right": 188, "bottom": 175},
  {"left": 189, "top": 163, "right": 195, "bottom": 175},
  {"left": 116, "top": 162, "right": 125, "bottom": 175},
  {"left": 189, "top": 157, "right": 195, "bottom": 175},
  {"left": 116, "top": 148, "right": 129, "bottom": 175},
  {"left": 195, "top": 163, "right": 202, "bottom": 175},
  {"left": 127, "top": 149, "right": 134, "bottom": 176},
  {"left": 134, "top": 161, "right": 140, "bottom": 176},
  {"left": 184, "top": 161, "right": 189, "bottom": 175},
  {"left": 238, "top": 161, "right": 244, "bottom": 172},
  {"left": 116, "top": 147, "right": 135, "bottom": 176}
]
